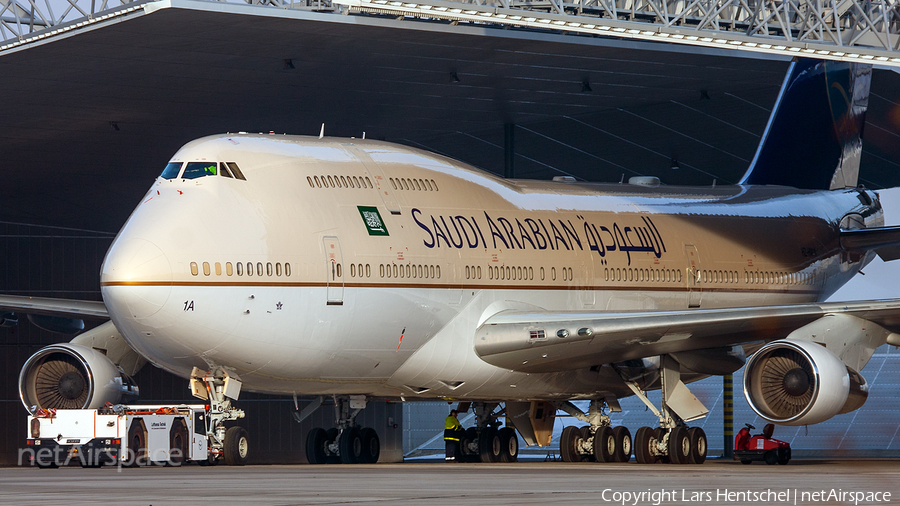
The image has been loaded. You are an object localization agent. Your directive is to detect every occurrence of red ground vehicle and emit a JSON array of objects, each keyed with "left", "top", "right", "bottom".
[{"left": 734, "top": 423, "right": 791, "bottom": 465}]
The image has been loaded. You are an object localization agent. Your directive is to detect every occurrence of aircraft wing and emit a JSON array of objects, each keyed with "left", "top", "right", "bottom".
[
  {"left": 474, "top": 299, "right": 900, "bottom": 373},
  {"left": 0, "top": 294, "right": 108, "bottom": 319}
]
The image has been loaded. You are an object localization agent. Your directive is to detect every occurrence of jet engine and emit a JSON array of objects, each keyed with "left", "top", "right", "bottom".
[
  {"left": 743, "top": 339, "right": 868, "bottom": 426},
  {"left": 19, "top": 343, "right": 139, "bottom": 410}
]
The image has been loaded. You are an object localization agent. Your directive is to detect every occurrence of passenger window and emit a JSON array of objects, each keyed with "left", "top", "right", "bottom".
[
  {"left": 202, "top": 262, "right": 211, "bottom": 276},
  {"left": 226, "top": 162, "right": 246, "bottom": 180},
  {"left": 190, "top": 262, "right": 198, "bottom": 276},
  {"left": 365, "top": 264, "right": 370, "bottom": 277},
  {"left": 285, "top": 263, "right": 291, "bottom": 276},
  {"left": 266, "top": 263, "right": 273, "bottom": 276},
  {"left": 226, "top": 262, "right": 233, "bottom": 276},
  {"left": 161, "top": 162, "right": 183, "bottom": 180},
  {"left": 183, "top": 162, "right": 218, "bottom": 179},
  {"left": 276, "top": 263, "right": 282, "bottom": 276},
  {"left": 257, "top": 262, "right": 263, "bottom": 276},
  {"left": 246, "top": 262, "right": 253, "bottom": 276},
  {"left": 215, "top": 262, "right": 222, "bottom": 276},
  {"left": 237, "top": 262, "right": 243, "bottom": 276}
]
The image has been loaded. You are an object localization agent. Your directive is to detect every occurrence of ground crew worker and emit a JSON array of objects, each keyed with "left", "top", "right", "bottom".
[{"left": 444, "top": 409, "right": 463, "bottom": 461}]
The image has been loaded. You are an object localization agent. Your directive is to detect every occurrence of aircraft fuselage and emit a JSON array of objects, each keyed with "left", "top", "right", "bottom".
[{"left": 99, "top": 134, "right": 881, "bottom": 401}]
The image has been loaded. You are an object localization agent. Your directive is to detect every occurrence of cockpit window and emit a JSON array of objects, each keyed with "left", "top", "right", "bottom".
[
  {"left": 225, "top": 162, "right": 246, "bottom": 181},
  {"left": 182, "top": 162, "right": 218, "bottom": 179},
  {"left": 220, "top": 164, "right": 234, "bottom": 178},
  {"left": 160, "top": 162, "right": 183, "bottom": 180}
]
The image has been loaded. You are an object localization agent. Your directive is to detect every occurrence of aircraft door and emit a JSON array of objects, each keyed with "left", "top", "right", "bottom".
[
  {"left": 684, "top": 244, "right": 701, "bottom": 308},
  {"left": 351, "top": 147, "right": 401, "bottom": 215},
  {"left": 324, "top": 236, "right": 344, "bottom": 305}
]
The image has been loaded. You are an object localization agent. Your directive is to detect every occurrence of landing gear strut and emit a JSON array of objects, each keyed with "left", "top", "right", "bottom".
[
  {"left": 303, "top": 395, "right": 381, "bottom": 464},
  {"left": 617, "top": 355, "right": 708, "bottom": 465},
  {"left": 557, "top": 399, "right": 631, "bottom": 463}
]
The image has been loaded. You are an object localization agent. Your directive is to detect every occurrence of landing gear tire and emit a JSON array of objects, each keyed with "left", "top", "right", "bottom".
[
  {"left": 498, "top": 427, "right": 518, "bottom": 463},
  {"left": 459, "top": 427, "right": 479, "bottom": 463},
  {"left": 325, "top": 428, "right": 340, "bottom": 464},
  {"left": 579, "top": 426, "right": 595, "bottom": 462},
  {"left": 612, "top": 426, "right": 632, "bottom": 463},
  {"left": 654, "top": 428, "right": 670, "bottom": 464},
  {"left": 223, "top": 426, "right": 249, "bottom": 466},
  {"left": 479, "top": 427, "right": 502, "bottom": 463},
  {"left": 688, "top": 427, "right": 707, "bottom": 464},
  {"left": 559, "top": 426, "right": 580, "bottom": 463},
  {"left": 359, "top": 427, "right": 380, "bottom": 464},
  {"left": 593, "top": 426, "right": 614, "bottom": 463},
  {"left": 168, "top": 419, "right": 188, "bottom": 466},
  {"left": 339, "top": 427, "right": 363, "bottom": 464},
  {"left": 306, "top": 428, "right": 328, "bottom": 465},
  {"left": 634, "top": 426, "right": 655, "bottom": 464},
  {"left": 667, "top": 427, "right": 690, "bottom": 465}
]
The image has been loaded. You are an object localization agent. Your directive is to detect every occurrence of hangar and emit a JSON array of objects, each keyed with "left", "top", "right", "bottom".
[{"left": 1, "top": 0, "right": 900, "bottom": 465}]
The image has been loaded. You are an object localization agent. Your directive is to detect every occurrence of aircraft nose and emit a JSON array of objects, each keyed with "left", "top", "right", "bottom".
[{"left": 101, "top": 237, "right": 172, "bottom": 319}]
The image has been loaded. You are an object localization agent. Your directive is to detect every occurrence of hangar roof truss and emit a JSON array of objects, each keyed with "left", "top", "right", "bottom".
[{"left": 2, "top": 0, "right": 899, "bottom": 65}]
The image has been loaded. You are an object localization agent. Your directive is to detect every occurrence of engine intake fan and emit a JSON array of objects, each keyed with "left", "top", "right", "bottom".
[
  {"left": 743, "top": 339, "right": 867, "bottom": 426},
  {"left": 19, "top": 343, "right": 139, "bottom": 411}
]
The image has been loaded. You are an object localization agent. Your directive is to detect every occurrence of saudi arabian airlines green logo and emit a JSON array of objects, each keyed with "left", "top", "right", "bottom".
[{"left": 358, "top": 206, "right": 389, "bottom": 236}]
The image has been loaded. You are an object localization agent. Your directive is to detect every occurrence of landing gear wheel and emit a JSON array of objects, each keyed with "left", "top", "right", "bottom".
[
  {"left": 498, "top": 427, "right": 518, "bottom": 462},
  {"left": 168, "top": 419, "right": 188, "bottom": 466},
  {"left": 479, "top": 427, "right": 502, "bottom": 463},
  {"left": 593, "top": 426, "right": 614, "bottom": 463},
  {"left": 559, "top": 426, "right": 580, "bottom": 463},
  {"left": 325, "top": 428, "right": 340, "bottom": 463},
  {"left": 634, "top": 426, "right": 654, "bottom": 464},
  {"left": 127, "top": 419, "right": 147, "bottom": 468},
  {"left": 687, "top": 427, "right": 707, "bottom": 464},
  {"left": 654, "top": 428, "right": 670, "bottom": 464},
  {"left": 667, "top": 427, "right": 690, "bottom": 465},
  {"left": 579, "top": 426, "right": 595, "bottom": 462},
  {"left": 359, "top": 427, "right": 380, "bottom": 464},
  {"left": 612, "top": 426, "right": 632, "bottom": 463},
  {"left": 459, "top": 427, "right": 479, "bottom": 463},
  {"left": 306, "top": 428, "right": 328, "bottom": 465},
  {"left": 339, "top": 427, "right": 363, "bottom": 464},
  {"left": 765, "top": 451, "right": 778, "bottom": 465},
  {"left": 224, "top": 426, "right": 249, "bottom": 466}
]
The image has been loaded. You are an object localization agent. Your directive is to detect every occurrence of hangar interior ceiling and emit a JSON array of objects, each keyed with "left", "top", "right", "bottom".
[{"left": 1, "top": 1, "right": 899, "bottom": 234}]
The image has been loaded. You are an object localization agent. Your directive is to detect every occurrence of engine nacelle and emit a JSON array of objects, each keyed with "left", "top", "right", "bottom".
[
  {"left": 743, "top": 339, "right": 868, "bottom": 426},
  {"left": 19, "top": 343, "right": 139, "bottom": 411}
]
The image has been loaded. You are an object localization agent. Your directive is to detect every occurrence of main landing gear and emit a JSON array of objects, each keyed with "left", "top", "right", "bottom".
[
  {"left": 304, "top": 395, "right": 381, "bottom": 464},
  {"left": 557, "top": 400, "right": 632, "bottom": 463},
  {"left": 616, "top": 355, "right": 709, "bottom": 465},
  {"left": 456, "top": 402, "right": 519, "bottom": 463}
]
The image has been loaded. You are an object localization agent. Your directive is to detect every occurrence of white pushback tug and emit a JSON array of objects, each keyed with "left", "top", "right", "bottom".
[{"left": 24, "top": 367, "right": 248, "bottom": 467}]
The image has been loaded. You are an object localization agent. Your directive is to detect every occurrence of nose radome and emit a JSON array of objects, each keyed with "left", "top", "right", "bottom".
[{"left": 101, "top": 237, "right": 172, "bottom": 319}]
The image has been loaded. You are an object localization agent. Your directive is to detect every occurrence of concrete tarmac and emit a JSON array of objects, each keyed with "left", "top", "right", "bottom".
[{"left": 1, "top": 459, "right": 899, "bottom": 506}]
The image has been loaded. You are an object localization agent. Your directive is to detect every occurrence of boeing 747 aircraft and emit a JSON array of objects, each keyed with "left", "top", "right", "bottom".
[{"left": 5, "top": 58, "right": 900, "bottom": 466}]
